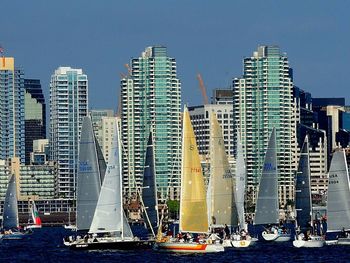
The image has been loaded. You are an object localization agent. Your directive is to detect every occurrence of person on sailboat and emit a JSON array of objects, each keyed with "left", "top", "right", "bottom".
[{"left": 224, "top": 224, "right": 230, "bottom": 239}]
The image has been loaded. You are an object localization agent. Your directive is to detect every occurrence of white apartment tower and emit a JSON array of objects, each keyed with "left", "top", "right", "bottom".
[{"left": 49, "top": 67, "right": 88, "bottom": 198}]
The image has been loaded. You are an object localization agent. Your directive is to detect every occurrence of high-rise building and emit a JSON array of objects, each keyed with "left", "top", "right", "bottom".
[
  {"left": 0, "top": 57, "right": 25, "bottom": 163},
  {"left": 121, "top": 46, "right": 181, "bottom": 201},
  {"left": 24, "top": 79, "right": 46, "bottom": 164},
  {"left": 89, "top": 109, "right": 114, "bottom": 155},
  {"left": 293, "top": 87, "right": 328, "bottom": 201},
  {"left": 188, "top": 104, "right": 234, "bottom": 157},
  {"left": 100, "top": 116, "right": 118, "bottom": 163},
  {"left": 49, "top": 67, "right": 88, "bottom": 198},
  {"left": 232, "top": 46, "right": 295, "bottom": 206}
]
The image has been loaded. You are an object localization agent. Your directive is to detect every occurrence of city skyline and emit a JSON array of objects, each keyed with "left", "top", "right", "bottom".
[{"left": 1, "top": 1, "right": 350, "bottom": 111}]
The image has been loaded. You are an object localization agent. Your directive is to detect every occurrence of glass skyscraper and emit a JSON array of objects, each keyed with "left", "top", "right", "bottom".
[
  {"left": 121, "top": 46, "right": 181, "bottom": 201},
  {"left": 49, "top": 67, "right": 88, "bottom": 198},
  {"left": 233, "top": 46, "right": 295, "bottom": 206},
  {"left": 24, "top": 79, "right": 46, "bottom": 164},
  {"left": 0, "top": 57, "right": 25, "bottom": 163}
]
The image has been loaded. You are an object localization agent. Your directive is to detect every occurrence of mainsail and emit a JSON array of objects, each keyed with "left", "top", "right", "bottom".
[
  {"left": 254, "top": 127, "right": 279, "bottom": 225},
  {"left": 235, "top": 131, "right": 246, "bottom": 229},
  {"left": 76, "top": 116, "right": 102, "bottom": 231},
  {"left": 89, "top": 121, "right": 133, "bottom": 238},
  {"left": 179, "top": 106, "right": 209, "bottom": 233},
  {"left": 142, "top": 132, "right": 159, "bottom": 236},
  {"left": 207, "top": 113, "right": 236, "bottom": 226},
  {"left": 295, "top": 137, "right": 312, "bottom": 231},
  {"left": 2, "top": 174, "right": 19, "bottom": 229},
  {"left": 327, "top": 150, "right": 350, "bottom": 232}
]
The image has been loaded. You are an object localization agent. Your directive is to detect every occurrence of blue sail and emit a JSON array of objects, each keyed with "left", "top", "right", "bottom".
[
  {"left": 142, "top": 132, "right": 159, "bottom": 236},
  {"left": 295, "top": 137, "right": 312, "bottom": 231},
  {"left": 3, "top": 174, "right": 19, "bottom": 229}
]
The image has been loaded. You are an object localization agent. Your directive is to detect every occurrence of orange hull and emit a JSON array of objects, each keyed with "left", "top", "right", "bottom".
[{"left": 155, "top": 242, "right": 224, "bottom": 253}]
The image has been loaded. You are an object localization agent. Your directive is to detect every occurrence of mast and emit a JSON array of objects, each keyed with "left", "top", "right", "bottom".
[{"left": 118, "top": 121, "right": 124, "bottom": 239}]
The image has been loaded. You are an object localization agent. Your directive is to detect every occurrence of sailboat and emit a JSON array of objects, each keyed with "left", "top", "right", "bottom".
[
  {"left": 228, "top": 131, "right": 258, "bottom": 248},
  {"left": 326, "top": 149, "right": 350, "bottom": 245},
  {"left": 254, "top": 128, "right": 291, "bottom": 242},
  {"left": 26, "top": 200, "right": 42, "bottom": 229},
  {"left": 154, "top": 106, "right": 224, "bottom": 253},
  {"left": 64, "top": 206, "right": 76, "bottom": 231},
  {"left": 2, "top": 174, "right": 31, "bottom": 240},
  {"left": 141, "top": 132, "right": 159, "bottom": 238},
  {"left": 65, "top": 121, "right": 151, "bottom": 250},
  {"left": 293, "top": 137, "right": 325, "bottom": 248}
]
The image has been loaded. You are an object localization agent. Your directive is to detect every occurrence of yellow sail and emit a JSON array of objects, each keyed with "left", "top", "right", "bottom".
[
  {"left": 207, "top": 113, "right": 237, "bottom": 226},
  {"left": 179, "top": 107, "right": 209, "bottom": 233}
]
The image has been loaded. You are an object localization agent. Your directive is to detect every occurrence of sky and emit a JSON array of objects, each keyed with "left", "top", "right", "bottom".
[{"left": 1, "top": 0, "right": 350, "bottom": 112}]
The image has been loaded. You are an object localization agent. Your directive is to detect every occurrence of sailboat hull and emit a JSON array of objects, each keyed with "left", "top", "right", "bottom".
[
  {"left": 2, "top": 231, "right": 31, "bottom": 240},
  {"left": 154, "top": 242, "right": 224, "bottom": 253},
  {"left": 66, "top": 238, "right": 153, "bottom": 250},
  {"left": 293, "top": 236, "right": 325, "bottom": 248},
  {"left": 326, "top": 237, "right": 350, "bottom": 245},
  {"left": 26, "top": 225, "right": 42, "bottom": 229},
  {"left": 262, "top": 231, "right": 291, "bottom": 242}
]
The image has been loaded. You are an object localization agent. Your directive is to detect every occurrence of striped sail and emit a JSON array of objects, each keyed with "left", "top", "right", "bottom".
[
  {"left": 207, "top": 113, "right": 236, "bottom": 226},
  {"left": 235, "top": 131, "right": 246, "bottom": 229},
  {"left": 76, "top": 116, "right": 102, "bottom": 231},
  {"left": 327, "top": 150, "right": 350, "bottom": 232},
  {"left": 2, "top": 174, "right": 19, "bottom": 229},
  {"left": 89, "top": 121, "right": 133, "bottom": 238},
  {"left": 254, "top": 128, "right": 279, "bottom": 225},
  {"left": 295, "top": 137, "right": 312, "bottom": 231},
  {"left": 179, "top": 106, "right": 209, "bottom": 233},
  {"left": 31, "top": 201, "right": 42, "bottom": 226}
]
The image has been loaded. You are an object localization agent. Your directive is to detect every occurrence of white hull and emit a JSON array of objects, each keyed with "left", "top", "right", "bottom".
[
  {"left": 262, "top": 231, "right": 291, "bottom": 242},
  {"left": 293, "top": 235, "right": 325, "bottom": 248},
  {"left": 223, "top": 237, "right": 258, "bottom": 248},
  {"left": 64, "top": 225, "right": 77, "bottom": 231},
  {"left": 154, "top": 242, "right": 224, "bottom": 253},
  {"left": 26, "top": 225, "right": 42, "bottom": 229},
  {"left": 326, "top": 237, "right": 350, "bottom": 245}
]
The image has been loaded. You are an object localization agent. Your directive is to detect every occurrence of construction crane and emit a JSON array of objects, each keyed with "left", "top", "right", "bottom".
[
  {"left": 196, "top": 73, "right": 209, "bottom": 105},
  {"left": 124, "top": 63, "right": 132, "bottom": 76}
]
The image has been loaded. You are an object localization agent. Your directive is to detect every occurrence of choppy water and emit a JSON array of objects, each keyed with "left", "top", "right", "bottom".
[{"left": 1, "top": 227, "right": 350, "bottom": 263}]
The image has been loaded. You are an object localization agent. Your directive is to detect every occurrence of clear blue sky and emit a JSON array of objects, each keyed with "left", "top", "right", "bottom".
[{"left": 1, "top": 0, "right": 350, "bottom": 112}]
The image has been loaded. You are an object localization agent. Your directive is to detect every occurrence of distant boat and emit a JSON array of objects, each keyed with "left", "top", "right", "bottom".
[
  {"left": 26, "top": 200, "right": 42, "bottom": 229},
  {"left": 65, "top": 121, "right": 151, "bottom": 249},
  {"left": 2, "top": 174, "right": 31, "bottom": 240},
  {"left": 254, "top": 128, "right": 291, "bottom": 242},
  {"left": 326, "top": 149, "right": 350, "bottom": 245},
  {"left": 141, "top": 132, "right": 159, "bottom": 238},
  {"left": 64, "top": 206, "right": 76, "bottom": 231},
  {"left": 293, "top": 137, "right": 325, "bottom": 248},
  {"left": 154, "top": 106, "right": 224, "bottom": 253}
]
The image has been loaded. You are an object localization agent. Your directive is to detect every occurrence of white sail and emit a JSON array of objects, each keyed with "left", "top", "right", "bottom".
[
  {"left": 235, "top": 131, "right": 246, "bottom": 229},
  {"left": 327, "top": 150, "right": 350, "bottom": 232},
  {"left": 89, "top": 121, "right": 133, "bottom": 238}
]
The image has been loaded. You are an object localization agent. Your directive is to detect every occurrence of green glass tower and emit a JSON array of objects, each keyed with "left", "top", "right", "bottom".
[
  {"left": 233, "top": 46, "right": 296, "bottom": 206},
  {"left": 121, "top": 46, "right": 181, "bottom": 201}
]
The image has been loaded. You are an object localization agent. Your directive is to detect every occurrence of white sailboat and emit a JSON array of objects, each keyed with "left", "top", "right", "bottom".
[
  {"left": 293, "top": 136, "right": 325, "bottom": 248},
  {"left": 326, "top": 149, "right": 350, "bottom": 245},
  {"left": 229, "top": 131, "right": 258, "bottom": 248},
  {"left": 66, "top": 121, "right": 151, "bottom": 249},
  {"left": 254, "top": 128, "right": 291, "bottom": 242},
  {"left": 64, "top": 206, "right": 76, "bottom": 231},
  {"left": 154, "top": 106, "right": 224, "bottom": 253}
]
